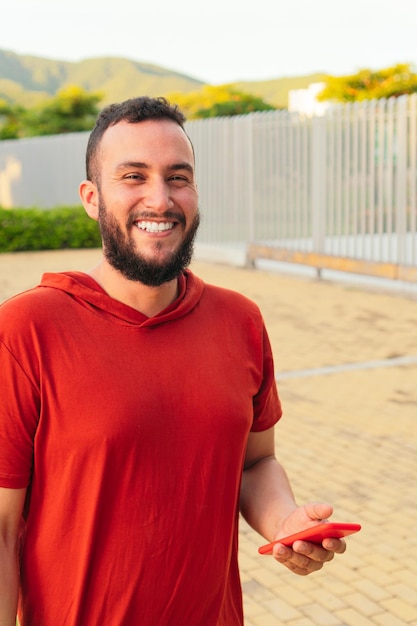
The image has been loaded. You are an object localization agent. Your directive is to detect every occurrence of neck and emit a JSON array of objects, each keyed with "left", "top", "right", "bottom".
[{"left": 88, "top": 258, "right": 179, "bottom": 317}]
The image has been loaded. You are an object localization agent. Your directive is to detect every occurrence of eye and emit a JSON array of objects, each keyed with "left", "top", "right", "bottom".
[
  {"left": 124, "top": 173, "right": 145, "bottom": 182},
  {"left": 168, "top": 175, "right": 191, "bottom": 186}
]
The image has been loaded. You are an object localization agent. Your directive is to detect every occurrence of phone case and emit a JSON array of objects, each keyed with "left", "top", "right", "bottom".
[{"left": 258, "top": 522, "right": 361, "bottom": 555}]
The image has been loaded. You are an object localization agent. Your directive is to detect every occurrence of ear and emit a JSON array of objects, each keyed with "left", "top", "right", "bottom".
[{"left": 79, "top": 180, "right": 99, "bottom": 220}]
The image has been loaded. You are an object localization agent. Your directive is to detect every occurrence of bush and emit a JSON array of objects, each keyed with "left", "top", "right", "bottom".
[{"left": 0, "top": 206, "right": 102, "bottom": 252}]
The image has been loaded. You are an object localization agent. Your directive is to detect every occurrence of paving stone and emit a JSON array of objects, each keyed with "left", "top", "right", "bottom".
[
  {"left": 351, "top": 579, "right": 391, "bottom": 602},
  {"left": 299, "top": 603, "right": 343, "bottom": 625},
  {"left": 250, "top": 611, "right": 287, "bottom": 625},
  {"left": 373, "top": 612, "right": 415, "bottom": 626},
  {"left": 334, "top": 608, "right": 378, "bottom": 625},
  {"left": 343, "top": 592, "right": 382, "bottom": 617},
  {"left": 386, "top": 583, "right": 417, "bottom": 606},
  {"left": 380, "top": 597, "right": 417, "bottom": 621},
  {"left": 262, "top": 597, "right": 302, "bottom": 621}
]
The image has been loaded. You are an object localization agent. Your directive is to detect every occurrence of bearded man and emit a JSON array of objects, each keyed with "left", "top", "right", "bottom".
[{"left": 0, "top": 96, "right": 346, "bottom": 626}]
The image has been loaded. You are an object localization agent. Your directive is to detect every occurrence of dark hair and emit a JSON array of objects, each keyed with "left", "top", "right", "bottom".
[{"left": 85, "top": 96, "right": 187, "bottom": 182}]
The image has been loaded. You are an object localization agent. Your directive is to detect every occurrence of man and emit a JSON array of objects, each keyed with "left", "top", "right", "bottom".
[{"left": 0, "top": 97, "right": 346, "bottom": 626}]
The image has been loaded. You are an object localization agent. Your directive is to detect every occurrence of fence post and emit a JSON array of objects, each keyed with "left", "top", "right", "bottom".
[
  {"left": 395, "top": 96, "right": 408, "bottom": 265},
  {"left": 245, "top": 115, "right": 255, "bottom": 244},
  {"left": 311, "top": 116, "right": 327, "bottom": 274}
]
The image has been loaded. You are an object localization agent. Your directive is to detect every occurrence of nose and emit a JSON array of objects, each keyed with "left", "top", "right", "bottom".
[{"left": 143, "top": 177, "right": 173, "bottom": 212}]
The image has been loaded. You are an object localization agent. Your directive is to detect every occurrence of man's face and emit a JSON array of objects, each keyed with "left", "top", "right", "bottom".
[{"left": 94, "top": 119, "right": 200, "bottom": 286}]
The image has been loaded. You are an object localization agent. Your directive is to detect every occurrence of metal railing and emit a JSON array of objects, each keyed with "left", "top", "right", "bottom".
[{"left": 188, "top": 96, "right": 417, "bottom": 284}]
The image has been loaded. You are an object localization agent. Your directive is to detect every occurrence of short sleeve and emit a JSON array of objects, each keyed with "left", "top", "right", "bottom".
[
  {"left": 251, "top": 324, "right": 282, "bottom": 432},
  {"left": 0, "top": 340, "right": 39, "bottom": 488}
]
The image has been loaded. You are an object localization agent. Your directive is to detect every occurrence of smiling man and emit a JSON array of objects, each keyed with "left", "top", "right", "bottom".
[
  {"left": 84, "top": 115, "right": 201, "bottom": 294},
  {"left": 80, "top": 106, "right": 201, "bottom": 313},
  {"left": 0, "top": 97, "right": 346, "bottom": 626}
]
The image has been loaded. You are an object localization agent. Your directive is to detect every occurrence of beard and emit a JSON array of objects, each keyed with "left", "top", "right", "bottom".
[{"left": 97, "top": 198, "right": 200, "bottom": 287}]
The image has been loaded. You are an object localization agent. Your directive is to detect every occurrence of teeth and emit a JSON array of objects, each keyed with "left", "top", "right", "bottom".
[{"left": 136, "top": 221, "right": 174, "bottom": 233}]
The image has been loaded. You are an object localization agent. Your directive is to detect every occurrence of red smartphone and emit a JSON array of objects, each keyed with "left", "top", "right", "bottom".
[{"left": 258, "top": 522, "right": 361, "bottom": 555}]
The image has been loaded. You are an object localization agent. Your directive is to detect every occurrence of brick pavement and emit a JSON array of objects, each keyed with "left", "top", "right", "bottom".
[{"left": 2, "top": 250, "right": 417, "bottom": 625}]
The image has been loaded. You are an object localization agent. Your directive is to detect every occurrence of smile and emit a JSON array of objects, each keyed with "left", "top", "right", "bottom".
[{"left": 135, "top": 221, "right": 175, "bottom": 233}]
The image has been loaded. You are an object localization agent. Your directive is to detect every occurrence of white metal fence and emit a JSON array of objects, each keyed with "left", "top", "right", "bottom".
[
  {"left": 190, "top": 96, "right": 417, "bottom": 269},
  {"left": 0, "top": 132, "right": 88, "bottom": 209},
  {"left": 1, "top": 95, "right": 416, "bottom": 285}
]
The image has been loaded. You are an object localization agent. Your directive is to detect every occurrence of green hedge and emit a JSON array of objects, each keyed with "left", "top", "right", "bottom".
[{"left": 0, "top": 206, "right": 102, "bottom": 252}]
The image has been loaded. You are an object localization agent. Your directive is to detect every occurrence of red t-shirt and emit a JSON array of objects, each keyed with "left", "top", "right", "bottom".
[{"left": 0, "top": 270, "right": 281, "bottom": 625}]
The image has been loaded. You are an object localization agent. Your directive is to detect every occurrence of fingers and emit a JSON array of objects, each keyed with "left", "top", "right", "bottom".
[
  {"left": 272, "top": 538, "right": 342, "bottom": 576},
  {"left": 322, "top": 537, "right": 347, "bottom": 554},
  {"left": 303, "top": 501, "right": 334, "bottom": 522}
]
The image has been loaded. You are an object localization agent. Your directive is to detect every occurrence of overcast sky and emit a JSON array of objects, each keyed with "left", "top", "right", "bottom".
[{"left": 2, "top": 0, "right": 416, "bottom": 84}]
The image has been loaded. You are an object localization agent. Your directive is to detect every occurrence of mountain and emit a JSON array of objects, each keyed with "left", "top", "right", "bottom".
[
  {"left": 0, "top": 49, "right": 204, "bottom": 107},
  {"left": 0, "top": 48, "right": 328, "bottom": 109}
]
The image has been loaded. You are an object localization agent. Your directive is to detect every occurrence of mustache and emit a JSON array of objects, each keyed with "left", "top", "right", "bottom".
[{"left": 129, "top": 211, "right": 186, "bottom": 227}]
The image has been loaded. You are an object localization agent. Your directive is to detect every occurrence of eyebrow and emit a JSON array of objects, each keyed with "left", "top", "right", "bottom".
[
  {"left": 170, "top": 162, "right": 195, "bottom": 174},
  {"left": 115, "top": 161, "right": 194, "bottom": 174}
]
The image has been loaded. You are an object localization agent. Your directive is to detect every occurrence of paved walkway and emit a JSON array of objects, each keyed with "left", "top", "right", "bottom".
[{"left": 2, "top": 250, "right": 417, "bottom": 625}]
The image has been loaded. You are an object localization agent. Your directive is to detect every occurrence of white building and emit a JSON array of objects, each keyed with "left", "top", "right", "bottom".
[{"left": 288, "top": 82, "right": 329, "bottom": 117}]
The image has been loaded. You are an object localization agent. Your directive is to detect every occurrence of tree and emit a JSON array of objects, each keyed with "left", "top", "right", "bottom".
[
  {"left": 0, "top": 86, "right": 104, "bottom": 139},
  {"left": 21, "top": 86, "right": 103, "bottom": 137},
  {"left": 167, "top": 84, "right": 276, "bottom": 119},
  {"left": 318, "top": 63, "right": 417, "bottom": 103},
  {"left": 23, "top": 85, "right": 103, "bottom": 136},
  {"left": 0, "top": 100, "right": 26, "bottom": 139}
]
